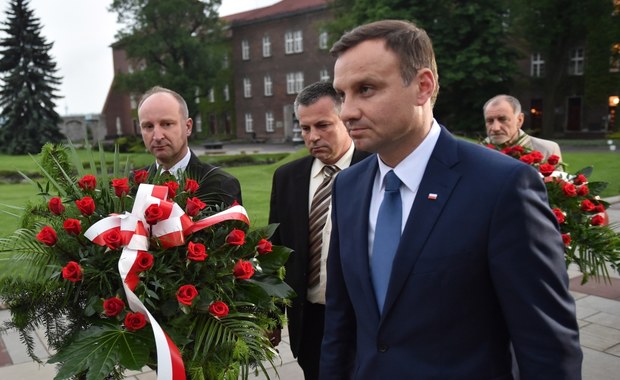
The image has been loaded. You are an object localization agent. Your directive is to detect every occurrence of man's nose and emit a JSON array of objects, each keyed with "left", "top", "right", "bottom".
[
  {"left": 153, "top": 125, "right": 165, "bottom": 140},
  {"left": 339, "top": 97, "right": 359, "bottom": 125}
]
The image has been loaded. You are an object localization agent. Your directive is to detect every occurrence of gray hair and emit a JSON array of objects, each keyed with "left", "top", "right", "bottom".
[
  {"left": 138, "top": 86, "right": 189, "bottom": 119},
  {"left": 293, "top": 81, "right": 342, "bottom": 119},
  {"left": 483, "top": 94, "right": 522, "bottom": 115}
]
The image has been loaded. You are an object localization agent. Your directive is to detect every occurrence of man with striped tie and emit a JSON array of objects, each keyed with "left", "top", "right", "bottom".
[{"left": 268, "top": 81, "right": 370, "bottom": 379}]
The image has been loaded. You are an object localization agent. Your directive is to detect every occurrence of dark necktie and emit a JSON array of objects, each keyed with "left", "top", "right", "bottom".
[
  {"left": 307, "top": 165, "right": 339, "bottom": 288},
  {"left": 371, "top": 170, "right": 402, "bottom": 312}
]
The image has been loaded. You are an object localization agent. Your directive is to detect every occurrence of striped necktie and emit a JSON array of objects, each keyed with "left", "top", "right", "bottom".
[{"left": 307, "top": 165, "right": 339, "bottom": 288}]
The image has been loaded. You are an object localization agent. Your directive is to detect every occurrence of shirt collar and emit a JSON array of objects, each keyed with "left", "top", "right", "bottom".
[
  {"left": 376, "top": 119, "right": 441, "bottom": 191},
  {"left": 155, "top": 147, "right": 191, "bottom": 176},
  {"left": 311, "top": 142, "right": 355, "bottom": 179}
]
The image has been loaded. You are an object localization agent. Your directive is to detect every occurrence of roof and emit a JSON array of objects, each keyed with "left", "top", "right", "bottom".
[{"left": 223, "top": 0, "right": 330, "bottom": 24}]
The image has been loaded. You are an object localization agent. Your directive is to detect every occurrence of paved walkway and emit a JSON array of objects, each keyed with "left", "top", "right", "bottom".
[{"left": 0, "top": 145, "right": 619, "bottom": 378}]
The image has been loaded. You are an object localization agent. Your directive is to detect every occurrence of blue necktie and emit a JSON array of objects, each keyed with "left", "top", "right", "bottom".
[{"left": 371, "top": 170, "right": 402, "bottom": 312}]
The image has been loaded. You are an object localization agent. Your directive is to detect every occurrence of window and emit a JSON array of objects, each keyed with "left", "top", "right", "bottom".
[
  {"left": 262, "top": 35, "right": 271, "bottom": 57},
  {"left": 286, "top": 72, "right": 304, "bottom": 94},
  {"left": 319, "top": 69, "right": 330, "bottom": 82},
  {"left": 130, "top": 95, "right": 137, "bottom": 109},
  {"left": 285, "top": 30, "right": 303, "bottom": 54},
  {"left": 264, "top": 75, "right": 273, "bottom": 96},
  {"left": 568, "top": 48, "right": 584, "bottom": 76},
  {"left": 245, "top": 113, "right": 253, "bottom": 133},
  {"left": 243, "top": 78, "right": 252, "bottom": 98},
  {"left": 223, "top": 55, "right": 229, "bottom": 69},
  {"left": 531, "top": 53, "right": 545, "bottom": 77},
  {"left": 295, "top": 72, "right": 304, "bottom": 93},
  {"left": 319, "top": 31, "right": 328, "bottom": 50},
  {"left": 208, "top": 88, "right": 215, "bottom": 103},
  {"left": 223, "top": 85, "right": 230, "bottom": 101},
  {"left": 611, "top": 43, "right": 620, "bottom": 72},
  {"left": 293, "top": 30, "right": 303, "bottom": 53},
  {"left": 265, "top": 112, "right": 275, "bottom": 133},
  {"left": 242, "top": 39, "right": 250, "bottom": 60}
]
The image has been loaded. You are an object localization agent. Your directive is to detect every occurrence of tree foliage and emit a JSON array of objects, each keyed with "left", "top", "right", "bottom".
[
  {"left": 109, "top": 0, "right": 225, "bottom": 118},
  {"left": 327, "top": 0, "right": 519, "bottom": 135},
  {"left": 0, "top": 0, "right": 64, "bottom": 155}
]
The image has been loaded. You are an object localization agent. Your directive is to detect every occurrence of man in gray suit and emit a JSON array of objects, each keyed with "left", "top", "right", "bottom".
[{"left": 483, "top": 94, "right": 562, "bottom": 160}]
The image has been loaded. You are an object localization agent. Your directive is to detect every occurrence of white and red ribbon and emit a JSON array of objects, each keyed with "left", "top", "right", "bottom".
[{"left": 84, "top": 184, "right": 250, "bottom": 380}]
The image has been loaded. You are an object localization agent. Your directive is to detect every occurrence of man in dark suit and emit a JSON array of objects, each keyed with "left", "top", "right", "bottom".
[
  {"left": 269, "top": 82, "right": 369, "bottom": 379},
  {"left": 138, "top": 86, "right": 241, "bottom": 206},
  {"left": 320, "top": 20, "right": 582, "bottom": 379}
]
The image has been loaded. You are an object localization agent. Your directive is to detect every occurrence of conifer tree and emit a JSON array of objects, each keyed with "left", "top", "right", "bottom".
[{"left": 0, "top": 0, "right": 64, "bottom": 155}]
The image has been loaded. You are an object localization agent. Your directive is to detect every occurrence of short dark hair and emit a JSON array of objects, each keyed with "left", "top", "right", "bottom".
[
  {"left": 330, "top": 19, "right": 439, "bottom": 104},
  {"left": 138, "top": 86, "right": 189, "bottom": 119},
  {"left": 294, "top": 81, "right": 342, "bottom": 118}
]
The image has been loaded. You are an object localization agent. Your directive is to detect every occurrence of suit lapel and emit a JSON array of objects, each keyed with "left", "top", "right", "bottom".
[{"left": 381, "top": 128, "right": 461, "bottom": 318}]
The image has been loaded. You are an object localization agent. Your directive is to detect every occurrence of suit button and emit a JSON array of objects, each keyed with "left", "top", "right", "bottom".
[{"left": 377, "top": 344, "right": 389, "bottom": 353}]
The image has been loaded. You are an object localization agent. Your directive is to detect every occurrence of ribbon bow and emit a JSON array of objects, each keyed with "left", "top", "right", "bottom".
[{"left": 85, "top": 184, "right": 249, "bottom": 380}]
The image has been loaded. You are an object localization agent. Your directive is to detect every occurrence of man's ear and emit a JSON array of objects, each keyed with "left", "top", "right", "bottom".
[
  {"left": 415, "top": 68, "right": 435, "bottom": 106},
  {"left": 516, "top": 112, "right": 525, "bottom": 129},
  {"left": 186, "top": 118, "right": 193, "bottom": 136}
]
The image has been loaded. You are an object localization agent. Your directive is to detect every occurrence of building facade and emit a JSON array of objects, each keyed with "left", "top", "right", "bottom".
[{"left": 224, "top": 0, "right": 334, "bottom": 142}]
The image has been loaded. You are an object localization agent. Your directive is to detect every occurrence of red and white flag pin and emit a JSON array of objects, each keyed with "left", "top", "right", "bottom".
[{"left": 427, "top": 193, "right": 438, "bottom": 200}]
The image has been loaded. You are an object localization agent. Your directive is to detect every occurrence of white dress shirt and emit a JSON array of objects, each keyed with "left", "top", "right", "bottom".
[
  {"left": 307, "top": 143, "right": 355, "bottom": 304},
  {"left": 155, "top": 147, "right": 191, "bottom": 178},
  {"left": 368, "top": 120, "right": 441, "bottom": 261}
]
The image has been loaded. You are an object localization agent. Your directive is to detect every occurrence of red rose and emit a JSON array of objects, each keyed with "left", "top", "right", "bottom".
[
  {"left": 186, "top": 197, "right": 206, "bottom": 217},
  {"left": 595, "top": 204, "right": 606, "bottom": 213},
  {"left": 62, "top": 261, "right": 82, "bottom": 282},
  {"left": 176, "top": 284, "right": 198, "bottom": 306},
  {"left": 48, "top": 197, "right": 65, "bottom": 215},
  {"left": 233, "top": 259, "right": 255, "bottom": 280},
  {"left": 562, "top": 183, "right": 577, "bottom": 197},
  {"left": 187, "top": 241, "right": 208, "bottom": 261},
  {"left": 573, "top": 174, "right": 587, "bottom": 185},
  {"left": 75, "top": 196, "right": 95, "bottom": 216},
  {"left": 256, "top": 239, "right": 272, "bottom": 255},
  {"left": 547, "top": 155, "right": 560, "bottom": 166},
  {"left": 78, "top": 174, "right": 97, "bottom": 191},
  {"left": 133, "top": 169, "right": 149, "bottom": 184},
  {"left": 103, "top": 229, "right": 122, "bottom": 250},
  {"left": 485, "top": 144, "right": 496, "bottom": 150},
  {"left": 538, "top": 163, "right": 555, "bottom": 177},
  {"left": 529, "top": 150, "right": 544, "bottom": 163},
  {"left": 112, "top": 178, "right": 130, "bottom": 197},
  {"left": 145, "top": 204, "right": 165, "bottom": 225},
  {"left": 226, "top": 229, "right": 246, "bottom": 246},
  {"left": 124, "top": 312, "right": 147, "bottom": 331},
  {"left": 519, "top": 154, "right": 535, "bottom": 165},
  {"left": 135, "top": 251, "right": 154, "bottom": 271},
  {"left": 581, "top": 199, "right": 596, "bottom": 212},
  {"left": 591, "top": 214, "right": 605, "bottom": 226},
  {"left": 103, "top": 297, "right": 125, "bottom": 317},
  {"left": 577, "top": 185, "right": 589, "bottom": 196},
  {"left": 36, "top": 226, "right": 58, "bottom": 246},
  {"left": 552, "top": 208, "right": 565, "bottom": 224},
  {"left": 63, "top": 219, "right": 82, "bottom": 235},
  {"left": 164, "top": 181, "right": 179, "bottom": 198},
  {"left": 208, "top": 301, "right": 229, "bottom": 318},
  {"left": 562, "top": 233, "right": 571, "bottom": 246},
  {"left": 184, "top": 179, "right": 199, "bottom": 193}
]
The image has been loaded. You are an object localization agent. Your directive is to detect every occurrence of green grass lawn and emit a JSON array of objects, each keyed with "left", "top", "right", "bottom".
[{"left": 0, "top": 147, "right": 618, "bottom": 277}]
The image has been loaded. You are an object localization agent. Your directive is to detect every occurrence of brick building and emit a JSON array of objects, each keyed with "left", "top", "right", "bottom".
[{"left": 223, "top": 0, "right": 334, "bottom": 142}]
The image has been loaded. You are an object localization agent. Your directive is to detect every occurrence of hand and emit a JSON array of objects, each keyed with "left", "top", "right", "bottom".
[{"left": 267, "top": 328, "right": 282, "bottom": 347}]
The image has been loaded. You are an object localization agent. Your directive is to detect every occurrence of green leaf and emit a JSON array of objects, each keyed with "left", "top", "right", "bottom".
[
  {"left": 256, "top": 245, "right": 292, "bottom": 274},
  {"left": 48, "top": 324, "right": 152, "bottom": 379},
  {"left": 246, "top": 276, "right": 295, "bottom": 299}
]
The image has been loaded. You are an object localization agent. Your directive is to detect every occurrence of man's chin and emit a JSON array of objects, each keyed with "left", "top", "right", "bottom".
[{"left": 489, "top": 137, "right": 509, "bottom": 145}]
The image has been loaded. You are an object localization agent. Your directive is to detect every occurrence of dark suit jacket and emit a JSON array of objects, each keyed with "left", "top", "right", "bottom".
[
  {"left": 147, "top": 151, "right": 242, "bottom": 207},
  {"left": 320, "top": 127, "right": 582, "bottom": 379},
  {"left": 268, "top": 149, "right": 370, "bottom": 358}
]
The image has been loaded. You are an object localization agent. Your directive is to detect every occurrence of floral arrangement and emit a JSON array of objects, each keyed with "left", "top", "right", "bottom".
[
  {"left": 485, "top": 143, "right": 620, "bottom": 283},
  {"left": 0, "top": 144, "right": 293, "bottom": 380}
]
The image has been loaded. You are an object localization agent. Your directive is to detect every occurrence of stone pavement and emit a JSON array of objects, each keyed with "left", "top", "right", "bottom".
[{"left": 0, "top": 160, "right": 619, "bottom": 379}]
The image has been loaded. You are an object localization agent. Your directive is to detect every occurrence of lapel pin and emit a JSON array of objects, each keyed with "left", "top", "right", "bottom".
[{"left": 427, "top": 193, "right": 438, "bottom": 200}]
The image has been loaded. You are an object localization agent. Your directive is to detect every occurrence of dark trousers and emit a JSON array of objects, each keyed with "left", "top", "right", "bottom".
[{"left": 297, "top": 301, "right": 325, "bottom": 380}]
